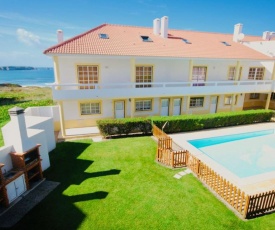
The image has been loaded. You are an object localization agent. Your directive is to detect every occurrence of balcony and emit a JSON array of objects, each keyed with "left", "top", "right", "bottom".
[{"left": 50, "top": 80, "right": 274, "bottom": 100}]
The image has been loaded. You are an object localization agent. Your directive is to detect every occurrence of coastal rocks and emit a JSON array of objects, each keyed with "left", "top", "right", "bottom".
[
  {"left": 0, "top": 83, "right": 22, "bottom": 87},
  {"left": 0, "top": 66, "right": 35, "bottom": 71}
]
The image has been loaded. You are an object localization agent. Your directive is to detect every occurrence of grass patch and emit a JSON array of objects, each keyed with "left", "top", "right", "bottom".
[
  {"left": 13, "top": 137, "right": 275, "bottom": 229},
  {"left": 0, "top": 86, "right": 54, "bottom": 147}
]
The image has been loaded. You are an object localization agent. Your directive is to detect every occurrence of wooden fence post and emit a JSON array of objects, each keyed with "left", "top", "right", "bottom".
[{"left": 243, "top": 195, "right": 250, "bottom": 218}]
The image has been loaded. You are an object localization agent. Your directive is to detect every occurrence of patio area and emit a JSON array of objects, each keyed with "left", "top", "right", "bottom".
[{"left": 55, "top": 126, "right": 102, "bottom": 142}]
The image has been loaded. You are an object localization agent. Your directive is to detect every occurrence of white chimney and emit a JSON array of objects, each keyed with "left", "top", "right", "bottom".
[
  {"left": 6, "top": 107, "right": 29, "bottom": 153},
  {"left": 57, "top": 29, "right": 63, "bottom": 44},
  {"left": 153, "top": 18, "right": 161, "bottom": 35},
  {"left": 233, "top": 23, "right": 243, "bottom": 42},
  {"left": 160, "top": 16, "right": 168, "bottom": 38},
  {"left": 263, "top": 31, "right": 271, "bottom": 41}
]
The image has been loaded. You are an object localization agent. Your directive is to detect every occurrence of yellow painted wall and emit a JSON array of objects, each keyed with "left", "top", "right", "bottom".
[
  {"left": 269, "top": 101, "right": 275, "bottom": 110},
  {"left": 54, "top": 121, "right": 61, "bottom": 131},
  {"left": 243, "top": 93, "right": 266, "bottom": 109}
]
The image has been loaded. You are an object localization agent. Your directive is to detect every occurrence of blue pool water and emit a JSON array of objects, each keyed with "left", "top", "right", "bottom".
[
  {"left": 188, "top": 129, "right": 275, "bottom": 178},
  {"left": 189, "top": 129, "right": 274, "bottom": 148}
]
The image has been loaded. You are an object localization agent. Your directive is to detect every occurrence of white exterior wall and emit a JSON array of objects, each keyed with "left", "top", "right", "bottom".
[
  {"left": 56, "top": 55, "right": 274, "bottom": 84},
  {"left": 239, "top": 61, "right": 274, "bottom": 80},
  {"left": 25, "top": 106, "right": 60, "bottom": 123},
  {"left": 25, "top": 116, "right": 56, "bottom": 152},
  {"left": 26, "top": 129, "right": 50, "bottom": 171},
  {"left": 58, "top": 56, "right": 132, "bottom": 85},
  {"left": 1, "top": 110, "right": 53, "bottom": 172},
  {"left": 135, "top": 58, "right": 188, "bottom": 82},
  {"left": 53, "top": 55, "right": 275, "bottom": 129},
  {"left": 0, "top": 146, "right": 13, "bottom": 173},
  {"left": 243, "top": 41, "right": 275, "bottom": 58}
]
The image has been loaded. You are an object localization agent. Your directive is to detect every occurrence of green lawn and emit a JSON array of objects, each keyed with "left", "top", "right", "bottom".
[{"left": 12, "top": 137, "right": 274, "bottom": 230}]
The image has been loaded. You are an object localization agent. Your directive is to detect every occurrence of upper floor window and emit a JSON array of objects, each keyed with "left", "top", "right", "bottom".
[
  {"left": 80, "top": 102, "right": 101, "bottom": 115},
  {"left": 135, "top": 99, "right": 152, "bottom": 111},
  {"left": 228, "top": 67, "right": 242, "bottom": 80},
  {"left": 250, "top": 93, "right": 260, "bottom": 99},
  {"left": 136, "top": 66, "right": 152, "bottom": 88},
  {"left": 77, "top": 65, "right": 99, "bottom": 89},
  {"left": 248, "top": 67, "right": 264, "bottom": 80},
  {"left": 192, "top": 67, "right": 206, "bottom": 86},
  {"left": 189, "top": 97, "right": 204, "bottom": 108}
]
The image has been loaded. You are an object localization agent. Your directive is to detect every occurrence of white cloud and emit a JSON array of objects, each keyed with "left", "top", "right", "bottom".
[
  {"left": 0, "top": 12, "right": 87, "bottom": 30},
  {"left": 16, "top": 28, "right": 40, "bottom": 46}
]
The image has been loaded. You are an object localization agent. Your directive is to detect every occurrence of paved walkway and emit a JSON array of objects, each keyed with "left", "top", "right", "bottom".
[
  {"left": 173, "top": 169, "right": 192, "bottom": 179},
  {"left": 0, "top": 180, "right": 59, "bottom": 228}
]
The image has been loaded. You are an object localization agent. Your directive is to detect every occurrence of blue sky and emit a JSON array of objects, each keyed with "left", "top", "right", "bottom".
[{"left": 1, "top": 0, "right": 275, "bottom": 67}]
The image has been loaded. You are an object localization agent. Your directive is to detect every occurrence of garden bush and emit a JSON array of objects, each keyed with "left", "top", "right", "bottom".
[
  {"left": 151, "top": 110, "right": 274, "bottom": 133},
  {"left": 97, "top": 117, "right": 152, "bottom": 137},
  {"left": 97, "top": 110, "right": 274, "bottom": 137}
]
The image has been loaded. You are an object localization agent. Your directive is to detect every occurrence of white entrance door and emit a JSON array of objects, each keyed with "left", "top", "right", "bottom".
[
  {"left": 161, "top": 99, "right": 169, "bottom": 116},
  {"left": 115, "top": 101, "right": 125, "bottom": 118},
  {"left": 210, "top": 96, "right": 218, "bottom": 113},
  {"left": 173, "top": 98, "right": 181, "bottom": 115}
]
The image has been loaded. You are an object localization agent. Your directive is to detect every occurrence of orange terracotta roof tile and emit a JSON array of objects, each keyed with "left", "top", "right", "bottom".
[{"left": 44, "top": 24, "right": 274, "bottom": 60}]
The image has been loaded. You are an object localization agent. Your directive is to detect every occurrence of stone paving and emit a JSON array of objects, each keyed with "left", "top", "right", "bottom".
[{"left": 173, "top": 169, "right": 192, "bottom": 179}]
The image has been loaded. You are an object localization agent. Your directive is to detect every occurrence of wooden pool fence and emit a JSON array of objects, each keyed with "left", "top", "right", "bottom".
[{"left": 152, "top": 124, "right": 275, "bottom": 219}]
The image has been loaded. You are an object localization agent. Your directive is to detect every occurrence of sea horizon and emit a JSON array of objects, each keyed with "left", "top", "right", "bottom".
[{"left": 0, "top": 67, "right": 55, "bottom": 87}]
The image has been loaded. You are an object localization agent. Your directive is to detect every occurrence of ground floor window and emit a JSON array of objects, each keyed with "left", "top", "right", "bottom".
[
  {"left": 271, "top": 93, "right": 275, "bottom": 100},
  {"left": 135, "top": 99, "right": 152, "bottom": 111},
  {"left": 224, "top": 95, "right": 233, "bottom": 105},
  {"left": 80, "top": 102, "right": 101, "bottom": 115},
  {"left": 249, "top": 93, "right": 260, "bottom": 99},
  {"left": 189, "top": 97, "right": 204, "bottom": 108}
]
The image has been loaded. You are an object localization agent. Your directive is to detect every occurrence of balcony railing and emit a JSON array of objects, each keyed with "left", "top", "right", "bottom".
[{"left": 49, "top": 80, "right": 275, "bottom": 100}]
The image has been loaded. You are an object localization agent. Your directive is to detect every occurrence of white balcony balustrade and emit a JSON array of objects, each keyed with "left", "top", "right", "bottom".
[{"left": 49, "top": 80, "right": 274, "bottom": 100}]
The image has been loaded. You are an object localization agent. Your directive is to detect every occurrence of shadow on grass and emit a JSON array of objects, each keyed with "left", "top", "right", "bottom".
[
  {"left": 66, "top": 191, "right": 109, "bottom": 203},
  {"left": 12, "top": 141, "right": 120, "bottom": 229}
]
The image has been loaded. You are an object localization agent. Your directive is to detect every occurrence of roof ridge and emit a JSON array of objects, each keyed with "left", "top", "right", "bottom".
[
  {"left": 106, "top": 24, "right": 262, "bottom": 38},
  {"left": 44, "top": 24, "right": 107, "bottom": 54}
]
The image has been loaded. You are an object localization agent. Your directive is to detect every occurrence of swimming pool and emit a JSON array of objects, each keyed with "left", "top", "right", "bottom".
[{"left": 188, "top": 129, "right": 275, "bottom": 178}]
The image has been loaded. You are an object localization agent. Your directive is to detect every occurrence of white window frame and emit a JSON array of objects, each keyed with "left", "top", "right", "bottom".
[
  {"left": 135, "top": 66, "right": 153, "bottom": 88},
  {"left": 189, "top": 97, "right": 204, "bottom": 108},
  {"left": 248, "top": 67, "right": 264, "bottom": 80},
  {"left": 80, "top": 102, "right": 101, "bottom": 115},
  {"left": 224, "top": 95, "right": 233, "bottom": 105},
  {"left": 135, "top": 99, "right": 152, "bottom": 111},
  {"left": 77, "top": 65, "right": 99, "bottom": 89},
  {"left": 192, "top": 66, "right": 206, "bottom": 86},
  {"left": 228, "top": 67, "right": 242, "bottom": 80}
]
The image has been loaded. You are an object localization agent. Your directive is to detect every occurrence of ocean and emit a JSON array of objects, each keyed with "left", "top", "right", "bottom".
[{"left": 0, "top": 68, "right": 54, "bottom": 87}]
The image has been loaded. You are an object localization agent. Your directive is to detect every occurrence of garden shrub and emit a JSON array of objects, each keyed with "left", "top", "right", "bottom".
[
  {"left": 97, "top": 110, "right": 274, "bottom": 137},
  {"left": 97, "top": 118, "right": 151, "bottom": 137}
]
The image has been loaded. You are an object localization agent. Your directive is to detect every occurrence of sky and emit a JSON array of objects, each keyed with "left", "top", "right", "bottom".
[{"left": 1, "top": 0, "right": 275, "bottom": 67}]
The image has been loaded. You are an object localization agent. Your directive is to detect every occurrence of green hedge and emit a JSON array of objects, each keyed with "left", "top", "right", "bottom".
[
  {"left": 151, "top": 110, "right": 274, "bottom": 133},
  {"left": 97, "top": 118, "right": 152, "bottom": 137},
  {"left": 97, "top": 110, "right": 274, "bottom": 137}
]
